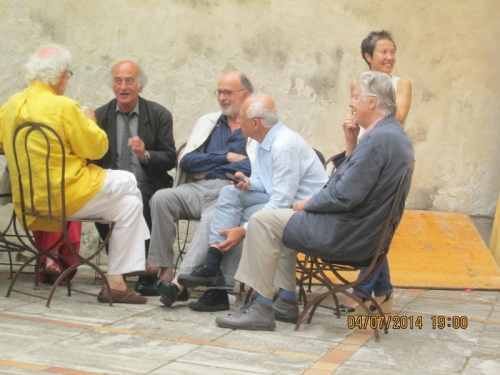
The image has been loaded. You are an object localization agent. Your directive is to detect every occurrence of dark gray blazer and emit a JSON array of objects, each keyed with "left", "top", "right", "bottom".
[
  {"left": 94, "top": 96, "right": 176, "bottom": 190},
  {"left": 282, "top": 115, "right": 414, "bottom": 262}
]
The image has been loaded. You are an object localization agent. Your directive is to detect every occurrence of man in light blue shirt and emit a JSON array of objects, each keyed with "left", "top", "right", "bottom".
[{"left": 175, "top": 94, "right": 328, "bottom": 316}]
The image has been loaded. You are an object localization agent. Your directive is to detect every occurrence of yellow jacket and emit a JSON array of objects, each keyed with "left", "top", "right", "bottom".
[{"left": 0, "top": 82, "right": 108, "bottom": 231}]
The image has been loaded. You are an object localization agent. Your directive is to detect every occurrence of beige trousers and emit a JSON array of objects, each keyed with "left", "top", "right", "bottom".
[{"left": 234, "top": 208, "right": 297, "bottom": 299}]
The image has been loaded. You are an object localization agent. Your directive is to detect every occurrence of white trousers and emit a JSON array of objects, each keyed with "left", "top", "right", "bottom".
[
  {"left": 235, "top": 208, "right": 297, "bottom": 299},
  {"left": 70, "top": 170, "right": 150, "bottom": 275}
]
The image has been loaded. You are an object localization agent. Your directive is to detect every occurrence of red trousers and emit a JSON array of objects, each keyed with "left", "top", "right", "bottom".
[{"left": 33, "top": 221, "right": 82, "bottom": 283}]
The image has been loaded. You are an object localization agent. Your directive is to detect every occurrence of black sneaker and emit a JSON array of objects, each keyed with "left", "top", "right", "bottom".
[
  {"left": 189, "top": 289, "right": 230, "bottom": 312},
  {"left": 177, "top": 265, "right": 225, "bottom": 288},
  {"left": 134, "top": 277, "right": 164, "bottom": 296},
  {"left": 158, "top": 282, "right": 190, "bottom": 307}
]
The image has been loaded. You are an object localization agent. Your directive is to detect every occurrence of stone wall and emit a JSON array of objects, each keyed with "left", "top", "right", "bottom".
[{"left": 0, "top": 0, "right": 499, "bottom": 217}]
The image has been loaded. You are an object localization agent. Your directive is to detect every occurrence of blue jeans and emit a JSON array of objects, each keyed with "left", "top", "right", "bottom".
[
  {"left": 352, "top": 258, "right": 393, "bottom": 298},
  {"left": 209, "top": 186, "right": 270, "bottom": 244},
  {"left": 206, "top": 186, "right": 269, "bottom": 287}
]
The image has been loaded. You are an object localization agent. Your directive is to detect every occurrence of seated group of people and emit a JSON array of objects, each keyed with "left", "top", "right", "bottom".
[{"left": 0, "top": 29, "right": 414, "bottom": 332}]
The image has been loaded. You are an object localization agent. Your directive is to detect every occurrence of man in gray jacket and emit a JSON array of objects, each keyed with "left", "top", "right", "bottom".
[{"left": 216, "top": 71, "right": 415, "bottom": 331}]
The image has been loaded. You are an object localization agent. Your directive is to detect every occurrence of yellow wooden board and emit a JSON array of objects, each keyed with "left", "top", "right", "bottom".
[
  {"left": 389, "top": 210, "right": 500, "bottom": 290},
  {"left": 298, "top": 210, "right": 500, "bottom": 290}
]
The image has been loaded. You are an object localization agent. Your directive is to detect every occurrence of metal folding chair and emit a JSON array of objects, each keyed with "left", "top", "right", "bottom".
[
  {"left": 5, "top": 122, "right": 115, "bottom": 307},
  {"left": 294, "top": 162, "right": 415, "bottom": 341}
]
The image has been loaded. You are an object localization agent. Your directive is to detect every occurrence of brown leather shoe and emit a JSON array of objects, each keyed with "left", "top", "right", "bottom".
[{"left": 97, "top": 287, "right": 147, "bottom": 304}]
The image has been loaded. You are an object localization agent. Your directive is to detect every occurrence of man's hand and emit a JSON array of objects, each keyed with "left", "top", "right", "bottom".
[
  {"left": 217, "top": 226, "right": 246, "bottom": 252},
  {"left": 128, "top": 136, "right": 146, "bottom": 161},
  {"left": 193, "top": 172, "right": 205, "bottom": 180},
  {"left": 230, "top": 171, "right": 250, "bottom": 190},
  {"left": 293, "top": 197, "right": 311, "bottom": 212},
  {"left": 343, "top": 114, "right": 359, "bottom": 156},
  {"left": 227, "top": 152, "right": 247, "bottom": 163},
  {"left": 84, "top": 107, "right": 97, "bottom": 122}
]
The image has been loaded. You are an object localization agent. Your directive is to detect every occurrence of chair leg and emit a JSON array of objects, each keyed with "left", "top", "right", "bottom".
[
  {"left": 7, "top": 251, "right": 14, "bottom": 279},
  {"left": 244, "top": 287, "right": 254, "bottom": 304},
  {"left": 174, "top": 220, "right": 189, "bottom": 276},
  {"left": 46, "top": 262, "right": 75, "bottom": 308},
  {"left": 6, "top": 253, "right": 39, "bottom": 297}
]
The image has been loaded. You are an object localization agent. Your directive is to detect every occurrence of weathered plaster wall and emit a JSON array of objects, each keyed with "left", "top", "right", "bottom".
[{"left": 0, "top": 0, "right": 499, "bottom": 215}]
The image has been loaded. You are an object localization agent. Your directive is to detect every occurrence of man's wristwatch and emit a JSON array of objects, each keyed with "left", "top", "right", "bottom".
[{"left": 144, "top": 151, "right": 150, "bottom": 163}]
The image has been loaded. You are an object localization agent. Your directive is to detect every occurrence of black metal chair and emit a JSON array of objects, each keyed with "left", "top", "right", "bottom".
[
  {"left": 173, "top": 142, "right": 197, "bottom": 273},
  {"left": 294, "top": 162, "right": 415, "bottom": 341},
  {"left": 5, "top": 122, "right": 115, "bottom": 307}
]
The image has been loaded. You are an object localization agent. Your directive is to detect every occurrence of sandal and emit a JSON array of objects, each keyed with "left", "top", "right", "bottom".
[
  {"left": 337, "top": 297, "right": 369, "bottom": 315},
  {"left": 43, "top": 263, "right": 71, "bottom": 286},
  {"left": 43, "top": 262, "right": 61, "bottom": 276},
  {"left": 369, "top": 293, "right": 394, "bottom": 313}
]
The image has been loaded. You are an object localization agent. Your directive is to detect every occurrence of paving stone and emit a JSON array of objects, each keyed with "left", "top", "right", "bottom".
[
  {"left": 401, "top": 295, "right": 493, "bottom": 320},
  {"left": 151, "top": 362, "right": 265, "bottom": 375},
  {"left": 2, "top": 262, "right": 500, "bottom": 375},
  {"left": 216, "top": 329, "right": 335, "bottom": 357},
  {"left": 0, "top": 295, "right": 39, "bottom": 311},
  {"left": 172, "top": 346, "right": 314, "bottom": 375},
  {"left": 462, "top": 358, "right": 500, "bottom": 375},
  {"left": 0, "top": 336, "right": 54, "bottom": 360},
  {"left": 60, "top": 330, "right": 197, "bottom": 361},
  {"left": 0, "top": 314, "right": 86, "bottom": 342},
  {"left": 13, "top": 345, "right": 168, "bottom": 375},
  {"left": 422, "top": 290, "right": 500, "bottom": 302},
  {"left": 344, "top": 335, "right": 475, "bottom": 373},
  {"left": 334, "top": 362, "right": 440, "bottom": 374},
  {"left": 469, "top": 330, "right": 500, "bottom": 360},
  {"left": 0, "top": 365, "right": 49, "bottom": 375},
  {"left": 377, "top": 317, "right": 483, "bottom": 343},
  {"left": 109, "top": 309, "right": 230, "bottom": 341},
  {"left": 4, "top": 294, "right": 157, "bottom": 326}
]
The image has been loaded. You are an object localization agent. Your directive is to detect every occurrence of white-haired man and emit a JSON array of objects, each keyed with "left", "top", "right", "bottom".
[
  {"left": 94, "top": 61, "right": 176, "bottom": 296},
  {"left": 170, "top": 94, "right": 328, "bottom": 317},
  {"left": 215, "top": 72, "right": 415, "bottom": 331},
  {"left": 0, "top": 44, "right": 149, "bottom": 304}
]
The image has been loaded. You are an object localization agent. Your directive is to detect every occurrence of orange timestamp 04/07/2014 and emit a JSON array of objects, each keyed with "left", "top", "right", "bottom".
[{"left": 347, "top": 315, "right": 469, "bottom": 330}]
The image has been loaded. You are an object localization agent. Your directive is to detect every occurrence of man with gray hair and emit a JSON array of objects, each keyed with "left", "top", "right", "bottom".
[
  {"left": 94, "top": 60, "right": 176, "bottom": 296},
  {"left": 171, "top": 94, "right": 328, "bottom": 315},
  {"left": 215, "top": 72, "right": 414, "bottom": 331},
  {"left": 0, "top": 45, "right": 149, "bottom": 304}
]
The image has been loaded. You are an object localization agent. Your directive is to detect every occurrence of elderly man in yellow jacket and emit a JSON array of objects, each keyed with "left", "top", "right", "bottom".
[{"left": 0, "top": 44, "right": 149, "bottom": 304}]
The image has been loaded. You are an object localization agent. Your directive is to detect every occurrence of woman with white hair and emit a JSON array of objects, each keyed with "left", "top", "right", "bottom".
[{"left": 339, "top": 30, "right": 412, "bottom": 315}]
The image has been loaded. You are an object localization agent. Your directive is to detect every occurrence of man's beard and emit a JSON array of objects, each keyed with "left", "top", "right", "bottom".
[{"left": 220, "top": 97, "right": 241, "bottom": 117}]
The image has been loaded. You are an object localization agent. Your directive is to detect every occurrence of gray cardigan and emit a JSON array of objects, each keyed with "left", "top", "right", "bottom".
[{"left": 282, "top": 115, "right": 414, "bottom": 262}]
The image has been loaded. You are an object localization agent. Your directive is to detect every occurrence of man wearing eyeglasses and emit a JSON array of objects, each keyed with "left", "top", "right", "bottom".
[
  {"left": 93, "top": 61, "right": 176, "bottom": 296},
  {"left": 146, "top": 72, "right": 256, "bottom": 304},
  {"left": 173, "top": 94, "right": 328, "bottom": 315}
]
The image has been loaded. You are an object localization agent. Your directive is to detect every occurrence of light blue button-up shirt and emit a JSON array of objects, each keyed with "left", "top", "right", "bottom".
[{"left": 249, "top": 122, "right": 328, "bottom": 212}]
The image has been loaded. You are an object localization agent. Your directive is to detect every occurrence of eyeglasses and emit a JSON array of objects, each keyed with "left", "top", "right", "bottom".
[
  {"left": 214, "top": 88, "right": 246, "bottom": 97},
  {"left": 68, "top": 70, "right": 74, "bottom": 78},
  {"left": 237, "top": 115, "right": 264, "bottom": 120}
]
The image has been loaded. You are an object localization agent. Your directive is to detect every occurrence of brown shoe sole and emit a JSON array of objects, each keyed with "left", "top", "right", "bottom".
[{"left": 97, "top": 287, "right": 147, "bottom": 304}]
